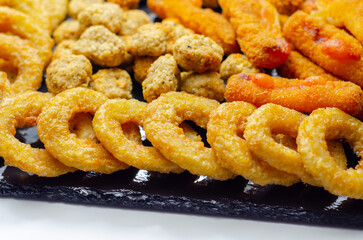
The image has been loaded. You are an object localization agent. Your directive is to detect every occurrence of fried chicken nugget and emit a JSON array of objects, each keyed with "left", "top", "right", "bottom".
[
  {"left": 142, "top": 54, "right": 180, "bottom": 102},
  {"left": 147, "top": 0, "right": 239, "bottom": 55},
  {"left": 107, "top": 0, "right": 140, "bottom": 9},
  {"left": 161, "top": 18, "right": 194, "bottom": 40},
  {"left": 53, "top": 20, "right": 82, "bottom": 44},
  {"left": 90, "top": 68, "right": 132, "bottom": 99},
  {"left": 133, "top": 57, "right": 157, "bottom": 84},
  {"left": 46, "top": 54, "right": 92, "bottom": 95},
  {"left": 180, "top": 72, "right": 225, "bottom": 102},
  {"left": 278, "top": 50, "right": 340, "bottom": 81},
  {"left": 219, "top": 53, "right": 260, "bottom": 81},
  {"left": 78, "top": 3, "right": 124, "bottom": 34},
  {"left": 52, "top": 40, "right": 76, "bottom": 60},
  {"left": 225, "top": 73, "right": 363, "bottom": 115},
  {"left": 219, "top": 0, "right": 291, "bottom": 69},
  {"left": 173, "top": 34, "right": 224, "bottom": 73},
  {"left": 120, "top": 10, "right": 151, "bottom": 36},
  {"left": 68, "top": 0, "right": 104, "bottom": 19},
  {"left": 72, "top": 25, "right": 128, "bottom": 67},
  {"left": 283, "top": 11, "right": 363, "bottom": 87},
  {"left": 314, "top": 0, "right": 363, "bottom": 44}
]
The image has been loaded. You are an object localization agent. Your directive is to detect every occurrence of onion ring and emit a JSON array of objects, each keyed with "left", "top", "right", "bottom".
[
  {"left": 0, "top": 92, "right": 76, "bottom": 177},
  {"left": 143, "top": 91, "right": 234, "bottom": 180},
  {"left": 41, "top": 0, "right": 68, "bottom": 31},
  {"left": 0, "top": 72, "right": 12, "bottom": 101},
  {"left": 207, "top": 101, "right": 299, "bottom": 186},
  {"left": 0, "top": 6, "right": 54, "bottom": 65},
  {"left": 244, "top": 103, "right": 319, "bottom": 185},
  {"left": 0, "top": 33, "right": 43, "bottom": 94},
  {"left": 93, "top": 99, "right": 183, "bottom": 173},
  {"left": 69, "top": 112, "right": 99, "bottom": 143},
  {"left": 297, "top": 108, "right": 363, "bottom": 199},
  {"left": 37, "top": 88, "right": 128, "bottom": 174}
]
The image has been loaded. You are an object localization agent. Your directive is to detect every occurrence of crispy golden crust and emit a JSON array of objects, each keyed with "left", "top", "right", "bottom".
[
  {"left": 52, "top": 40, "right": 76, "bottom": 60},
  {"left": 0, "top": 59, "right": 18, "bottom": 84},
  {"left": 277, "top": 50, "right": 340, "bottom": 81},
  {"left": 129, "top": 23, "right": 175, "bottom": 57},
  {"left": 283, "top": 11, "right": 363, "bottom": 87},
  {"left": 107, "top": 0, "right": 140, "bottom": 9},
  {"left": 93, "top": 99, "right": 183, "bottom": 173},
  {"left": 68, "top": 0, "right": 104, "bottom": 19},
  {"left": 37, "top": 88, "right": 128, "bottom": 173},
  {"left": 173, "top": 34, "right": 223, "bottom": 73},
  {"left": 225, "top": 73, "right": 363, "bottom": 115},
  {"left": 120, "top": 10, "right": 151, "bottom": 36},
  {"left": 78, "top": 3, "right": 124, "bottom": 34},
  {"left": 53, "top": 20, "right": 82, "bottom": 44},
  {"left": 0, "top": 7, "right": 54, "bottom": 66},
  {"left": 314, "top": 0, "right": 363, "bottom": 44},
  {"left": 180, "top": 72, "right": 225, "bottom": 102},
  {"left": 41, "top": 0, "right": 68, "bottom": 30},
  {"left": 133, "top": 56, "right": 157, "bottom": 84},
  {"left": 219, "top": 0, "right": 291, "bottom": 68},
  {"left": 143, "top": 91, "right": 234, "bottom": 180},
  {"left": 219, "top": 53, "right": 260, "bottom": 81},
  {"left": 0, "top": 92, "right": 76, "bottom": 177},
  {"left": 266, "top": 0, "right": 304, "bottom": 15},
  {"left": 0, "top": 72, "right": 11, "bottom": 101},
  {"left": 142, "top": 54, "right": 179, "bottom": 102},
  {"left": 0, "top": 34, "right": 43, "bottom": 94},
  {"left": 207, "top": 102, "right": 299, "bottom": 186},
  {"left": 46, "top": 54, "right": 92, "bottom": 95},
  {"left": 90, "top": 68, "right": 132, "bottom": 99},
  {"left": 147, "top": 0, "right": 239, "bottom": 55},
  {"left": 244, "top": 103, "right": 318, "bottom": 185},
  {"left": 297, "top": 108, "right": 363, "bottom": 199},
  {"left": 72, "top": 25, "right": 128, "bottom": 67},
  {"left": 161, "top": 18, "right": 194, "bottom": 40},
  {"left": 0, "top": 0, "right": 52, "bottom": 34}
]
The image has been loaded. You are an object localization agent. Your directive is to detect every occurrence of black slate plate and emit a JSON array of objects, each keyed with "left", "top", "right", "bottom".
[{"left": 1, "top": 0, "right": 363, "bottom": 230}]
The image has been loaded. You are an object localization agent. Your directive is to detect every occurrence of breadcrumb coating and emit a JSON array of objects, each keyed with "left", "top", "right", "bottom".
[
  {"left": 46, "top": 54, "right": 92, "bottom": 95},
  {"left": 142, "top": 54, "right": 180, "bottom": 102},
  {"left": 133, "top": 56, "right": 157, "bottom": 84},
  {"left": 120, "top": 9, "right": 151, "bottom": 36},
  {"left": 68, "top": 0, "right": 104, "bottom": 19},
  {"left": 180, "top": 71, "right": 225, "bottom": 102},
  {"left": 53, "top": 20, "right": 82, "bottom": 44},
  {"left": 173, "top": 34, "right": 223, "bottom": 73},
  {"left": 219, "top": 53, "right": 260, "bottom": 81},
  {"left": 90, "top": 68, "right": 132, "bottom": 99},
  {"left": 72, "top": 25, "right": 128, "bottom": 67}
]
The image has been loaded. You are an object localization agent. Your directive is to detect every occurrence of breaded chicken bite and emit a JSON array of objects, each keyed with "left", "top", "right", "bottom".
[
  {"left": 78, "top": 3, "right": 124, "bottom": 34},
  {"left": 161, "top": 18, "right": 194, "bottom": 40},
  {"left": 52, "top": 40, "right": 76, "bottom": 60},
  {"left": 133, "top": 56, "right": 157, "bottom": 84},
  {"left": 53, "top": 20, "right": 82, "bottom": 44},
  {"left": 68, "top": 0, "right": 104, "bottom": 19},
  {"left": 180, "top": 71, "right": 225, "bottom": 102},
  {"left": 129, "top": 23, "right": 175, "bottom": 57},
  {"left": 120, "top": 10, "right": 151, "bottom": 36},
  {"left": 46, "top": 54, "right": 92, "bottom": 94},
  {"left": 72, "top": 25, "right": 128, "bottom": 67},
  {"left": 173, "top": 34, "right": 223, "bottom": 73},
  {"left": 219, "top": 54, "right": 260, "bottom": 81},
  {"left": 90, "top": 68, "right": 132, "bottom": 99},
  {"left": 107, "top": 0, "right": 140, "bottom": 9},
  {"left": 142, "top": 54, "right": 180, "bottom": 102}
]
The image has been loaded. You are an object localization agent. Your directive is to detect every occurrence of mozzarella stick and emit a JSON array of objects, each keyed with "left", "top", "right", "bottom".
[
  {"left": 225, "top": 73, "right": 363, "bottom": 115},
  {"left": 219, "top": 0, "right": 291, "bottom": 68}
]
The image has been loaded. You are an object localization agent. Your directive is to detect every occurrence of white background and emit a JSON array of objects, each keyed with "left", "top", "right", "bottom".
[{"left": 0, "top": 198, "right": 362, "bottom": 239}]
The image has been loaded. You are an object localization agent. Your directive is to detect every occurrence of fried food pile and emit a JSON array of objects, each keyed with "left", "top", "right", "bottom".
[{"left": 0, "top": 0, "right": 363, "bottom": 200}]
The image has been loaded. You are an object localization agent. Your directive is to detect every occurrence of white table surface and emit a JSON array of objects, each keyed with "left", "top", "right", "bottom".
[{"left": 0, "top": 198, "right": 362, "bottom": 239}]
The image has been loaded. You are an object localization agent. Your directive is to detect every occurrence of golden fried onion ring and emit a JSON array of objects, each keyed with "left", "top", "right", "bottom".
[
  {"left": 0, "top": 92, "right": 76, "bottom": 177},
  {"left": 37, "top": 88, "right": 128, "bottom": 174},
  {"left": 297, "top": 108, "right": 363, "bottom": 199},
  {"left": 143, "top": 91, "right": 234, "bottom": 180},
  {"left": 207, "top": 101, "right": 299, "bottom": 186},
  {"left": 93, "top": 99, "right": 183, "bottom": 173},
  {"left": 0, "top": 6, "right": 54, "bottom": 65},
  {"left": 0, "top": 33, "right": 43, "bottom": 94}
]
